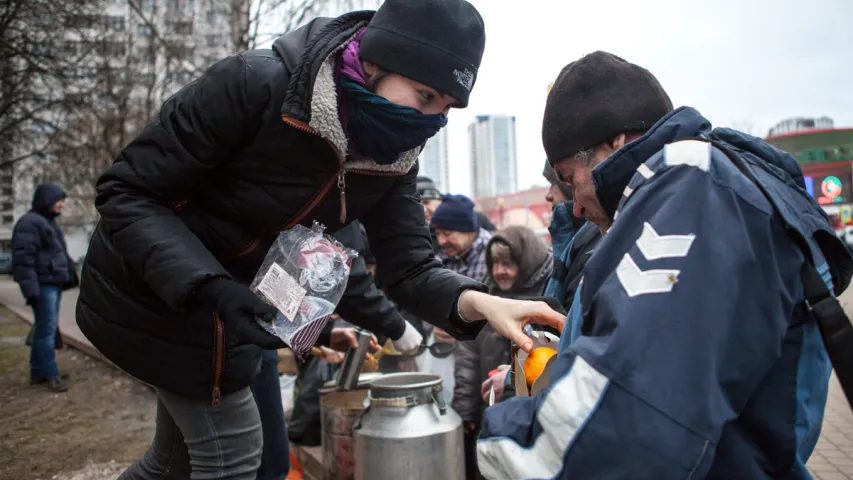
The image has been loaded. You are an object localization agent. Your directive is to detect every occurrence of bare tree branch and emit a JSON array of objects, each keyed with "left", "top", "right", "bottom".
[
  {"left": 2, "top": 0, "right": 380, "bottom": 225},
  {"left": 0, "top": 0, "right": 105, "bottom": 176},
  {"left": 247, "top": 0, "right": 265, "bottom": 49},
  {"left": 237, "top": 0, "right": 379, "bottom": 50},
  {"left": 126, "top": 0, "right": 202, "bottom": 74}
]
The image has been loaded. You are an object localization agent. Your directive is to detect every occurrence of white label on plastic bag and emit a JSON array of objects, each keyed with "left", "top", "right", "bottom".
[{"left": 257, "top": 263, "right": 306, "bottom": 322}]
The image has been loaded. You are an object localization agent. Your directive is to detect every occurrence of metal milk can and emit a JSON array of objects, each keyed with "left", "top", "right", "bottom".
[{"left": 353, "top": 372, "right": 464, "bottom": 480}]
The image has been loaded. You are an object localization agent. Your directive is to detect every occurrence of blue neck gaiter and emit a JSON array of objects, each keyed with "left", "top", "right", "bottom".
[
  {"left": 549, "top": 202, "right": 577, "bottom": 257},
  {"left": 339, "top": 77, "right": 448, "bottom": 165}
]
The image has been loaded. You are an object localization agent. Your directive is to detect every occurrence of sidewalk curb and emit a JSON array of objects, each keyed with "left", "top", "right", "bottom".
[
  {"left": 1, "top": 299, "right": 154, "bottom": 394},
  {"left": 2, "top": 300, "right": 109, "bottom": 363}
]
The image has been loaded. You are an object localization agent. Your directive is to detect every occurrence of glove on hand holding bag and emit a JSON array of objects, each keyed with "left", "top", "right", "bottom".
[{"left": 196, "top": 278, "right": 287, "bottom": 350}]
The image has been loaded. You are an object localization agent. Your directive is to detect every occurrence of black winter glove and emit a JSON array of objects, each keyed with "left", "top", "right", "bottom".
[
  {"left": 195, "top": 278, "right": 286, "bottom": 350},
  {"left": 26, "top": 296, "right": 39, "bottom": 308}
]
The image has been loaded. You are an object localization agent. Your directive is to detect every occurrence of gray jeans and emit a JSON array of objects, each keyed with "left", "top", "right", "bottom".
[{"left": 120, "top": 387, "right": 263, "bottom": 480}]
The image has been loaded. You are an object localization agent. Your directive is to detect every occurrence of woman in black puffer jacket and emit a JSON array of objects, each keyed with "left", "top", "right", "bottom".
[{"left": 76, "top": 2, "right": 563, "bottom": 478}]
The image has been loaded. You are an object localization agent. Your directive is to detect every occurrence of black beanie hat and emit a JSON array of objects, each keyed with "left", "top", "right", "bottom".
[
  {"left": 359, "top": 0, "right": 486, "bottom": 108},
  {"left": 430, "top": 194, "right": 478, "bottom": 232},
  {"left": 542, "top": 160, "right": 572, "bottom": 200},
  {"left": 543, "top": 51, "right": 673, "bottom": 165},
  {"left": 417, "top": 176, "right": 444, "bottom": 200}
]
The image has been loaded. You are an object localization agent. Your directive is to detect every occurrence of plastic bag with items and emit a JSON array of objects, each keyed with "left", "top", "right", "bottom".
[{"left": 250, "top": 223, "right": 356, "bottom": 357}]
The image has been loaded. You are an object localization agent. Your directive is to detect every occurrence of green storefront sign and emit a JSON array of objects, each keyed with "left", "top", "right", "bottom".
[{"left": 797, "top": 144, "right": 853, "bottom": 164}]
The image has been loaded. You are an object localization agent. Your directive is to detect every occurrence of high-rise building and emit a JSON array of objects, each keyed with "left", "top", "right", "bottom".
[
  {"left": 469, "top": 114, "right": 518, "bottom": 199},
  {"left": 419, "top": 128, "right": 450, "bottom": 193},
  {"left": 0, "top": 0, "right": 234, "bottom": 253}
]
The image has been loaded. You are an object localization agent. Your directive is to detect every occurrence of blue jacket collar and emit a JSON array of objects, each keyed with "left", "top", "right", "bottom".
[{"left": 592, "top": 107, "right": 712, "bottom": 220}]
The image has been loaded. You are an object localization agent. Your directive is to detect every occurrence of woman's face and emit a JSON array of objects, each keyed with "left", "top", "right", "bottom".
[
  {"left": 364, "top": 63, "right": 458, "bottom": 115},
  {"left": 491, "top": 257, "right": 519, "bottom": 292}
]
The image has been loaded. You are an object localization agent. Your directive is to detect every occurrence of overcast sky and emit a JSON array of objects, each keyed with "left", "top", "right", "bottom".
[
  {"left": 444, "top": 0, "right": 853, "bottom": 195},
  {"left": 260, "top": 0, "right": 853, "bottom": 196}
]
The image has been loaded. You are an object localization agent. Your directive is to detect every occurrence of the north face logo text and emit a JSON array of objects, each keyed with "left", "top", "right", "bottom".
[{"left": 453, "top": 68, "right": 474, "bottom": 91}]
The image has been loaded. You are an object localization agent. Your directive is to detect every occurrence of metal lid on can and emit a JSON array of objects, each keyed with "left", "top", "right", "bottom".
[{"left": 367, "top": 372, "right": 442, "bottom": 398}]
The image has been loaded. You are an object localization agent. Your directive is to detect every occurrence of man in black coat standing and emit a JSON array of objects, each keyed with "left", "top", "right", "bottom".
[{"left": 12, "top": 183, "right": 73, "bottom": 392}]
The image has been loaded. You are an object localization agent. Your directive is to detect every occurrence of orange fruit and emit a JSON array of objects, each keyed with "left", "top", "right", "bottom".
[{"left": 524, "top": 347, "right": 557, "bottom": 387}]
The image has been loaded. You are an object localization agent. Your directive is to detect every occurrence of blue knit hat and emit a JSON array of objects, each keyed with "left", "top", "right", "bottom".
[{"left": 430, "top": 194, "right": 478, "bottom": 232}]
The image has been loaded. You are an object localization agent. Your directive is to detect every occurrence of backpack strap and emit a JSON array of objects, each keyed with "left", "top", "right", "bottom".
[
  {"left": 709, "top": 139, "right": 853, "bottom": 411},
  {"left": 798, "top": 253, "right": 853, "bottom": 407}
]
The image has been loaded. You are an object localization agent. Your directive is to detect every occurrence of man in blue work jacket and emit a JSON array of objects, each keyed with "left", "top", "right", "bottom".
[{"left": 477, "top": 51, "right": 853, "bottom": 479}]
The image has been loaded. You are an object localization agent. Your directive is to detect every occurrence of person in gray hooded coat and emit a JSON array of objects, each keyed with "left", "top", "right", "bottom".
[{"left": 453, "top": 225, "right": 552, "bottom": 479}]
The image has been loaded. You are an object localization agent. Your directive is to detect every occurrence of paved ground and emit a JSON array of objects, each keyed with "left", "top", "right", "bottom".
[
  {"left": 0, "top": 281, "right": 95, "bottom": 359},
  {"left": 809, "top": 281, "right": 853, "bottom": 480},
  {"left": 0, "top": 278, "right": 851, "bottom": 477},
  {"left": 811, "top": 374, "right": 853, "bottom": 480},
  {"left": 0, "top": 305, "right": 155, "bottom": 480}
]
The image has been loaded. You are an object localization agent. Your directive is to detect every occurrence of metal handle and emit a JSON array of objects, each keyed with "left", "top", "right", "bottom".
[
  {"left": 353, "top": 404, "right": 371, "bottom": 431},
  {"left": 336, "top": 328, "right": 372, "bottom": 391},
  {"left": 431, "top": 386, "right": 447, "bottom": 416}
]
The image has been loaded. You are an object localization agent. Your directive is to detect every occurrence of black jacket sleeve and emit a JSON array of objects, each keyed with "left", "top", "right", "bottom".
[
  {"left": 361, "top": 167, "right": 487, "bottom": 340},
  {"left": 11, "top": 214, "right": 41, "bottom": 300},
  {"left": 330, "top": 222, "right": 407, "bottom": 339},
  {"left": 94, "top": 54, "right": 270, "bottom": 311},
  {"left": 335, "top": 252, "right": 408, "bottom": 340}
]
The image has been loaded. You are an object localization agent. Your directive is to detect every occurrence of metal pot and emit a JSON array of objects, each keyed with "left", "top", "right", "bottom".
[
  {"left": 353, "top": 372, "right": 464, "bottom": 480},
  {"left": 319, "top": 372, "right": 381, "bottom": 480}
]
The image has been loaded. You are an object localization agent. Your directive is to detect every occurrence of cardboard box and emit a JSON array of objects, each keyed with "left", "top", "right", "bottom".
[{"left": 511, "top": 332, "right": 560, "bottom": 397}]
